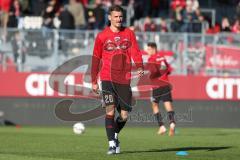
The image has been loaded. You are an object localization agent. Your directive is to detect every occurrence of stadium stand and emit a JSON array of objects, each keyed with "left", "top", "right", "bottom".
[{"left": 0, "top": 0, "right": 239, "bottom": 75}]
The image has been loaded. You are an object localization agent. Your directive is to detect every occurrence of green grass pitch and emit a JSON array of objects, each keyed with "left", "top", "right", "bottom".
[{"left": 0, "top": 126, "right": 239, "bottom": 160}]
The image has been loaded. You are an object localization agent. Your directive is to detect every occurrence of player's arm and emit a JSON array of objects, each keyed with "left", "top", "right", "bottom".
[
  {"left": 162, "top": 58, "right": 172, "bottom": 75},
  {"left": 91, "top": 35, "right": 102, "bottom": 92},
  {"left": 129, "top": 30, "right": 144, "bottom": 76},
  {"left": 148, "top": 58, "right": 161, "bottom": 79}
]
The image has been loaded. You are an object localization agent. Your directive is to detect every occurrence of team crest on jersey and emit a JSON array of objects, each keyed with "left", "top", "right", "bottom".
[{"left": 114, "top": 36, "right": 121, "bottom": 42}]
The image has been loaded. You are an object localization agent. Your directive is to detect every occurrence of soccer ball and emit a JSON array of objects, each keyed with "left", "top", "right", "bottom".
[{"left": 73, "top": 122, "right": 85, "bottom": 135}]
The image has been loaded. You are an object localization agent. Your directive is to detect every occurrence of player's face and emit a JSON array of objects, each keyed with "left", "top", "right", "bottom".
[
  {"left": 108, "top": 11, "right": 123, "bottom": 29},
  {"left": 146, "top": 46, "right": 157, "bottom": 56}
]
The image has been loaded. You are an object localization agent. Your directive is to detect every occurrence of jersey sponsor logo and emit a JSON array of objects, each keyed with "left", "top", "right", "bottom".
[
  {"left": 103, "top": 38, "right": 132, "bottom": 52},
  {"left": 206, "top": 77, "right": 240, "bottom": 99},
  {"left": 103, "top": 40, "right": 116, "bottom": 51}
]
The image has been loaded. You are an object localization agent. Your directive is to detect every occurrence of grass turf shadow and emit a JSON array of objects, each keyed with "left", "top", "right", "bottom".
[{"left": 122, "top": 146, "right": 233, "bottom": 154}]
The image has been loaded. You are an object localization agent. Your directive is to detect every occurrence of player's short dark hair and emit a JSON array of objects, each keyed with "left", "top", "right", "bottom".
[
  {"left": 147, "top": 42, "right": 157, "bottom": 49},
  {"left": 108, "top": 5, "right": 124, "bottom": 15}
]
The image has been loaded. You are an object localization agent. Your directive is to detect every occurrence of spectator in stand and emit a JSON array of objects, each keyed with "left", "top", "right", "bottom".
[
  {"left": 181, "top": 0, "right": 198, "bottom": 32},
  {"left": 58, "top": 5, "right": 75, "bottom": 30},
  {"left": 86, "top": 9, "right": 96, "bottom": 29},
  {"left": 94, "top": 0, "right": 106, "bottom": 29},
  {"left": 170, "top": 1, "right": 184, "bottom": 32},
  {"left": 7, "top": 0, "right": 22, "bottom": 28},
  {"left": 143, "top": 16, "right": 157, "bottom": 32},
  {"left": 220, "top": 17, "right": 231, "bottom": 32},
  {"left": 42, "top": 0, "right": 58, "bottom": 29},
  {"left": 0, "top": 0, "right": 11, "bottom": 29},
  {"left": 58, "top": 5, "right": 75, "bottom": 56},
  {"left": 68, "top": 0, "right": 86, "bottom": 29},
  {"left": 188, "top": 0, "right": 203, "bottom": 22},
  {"left": 158, "top": 18, "right": 168, "bottom": 33},
  {"left": 232, "top": 19, "right": 240, "bottom": 33}
]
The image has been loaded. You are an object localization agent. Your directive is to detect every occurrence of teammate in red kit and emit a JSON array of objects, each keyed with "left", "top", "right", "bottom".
[
  {"left": 91, "top": 5, "right": 144, "bottom": 155},
  {"left": 146, "top": 42, "right": 176, "bottom": 136}
]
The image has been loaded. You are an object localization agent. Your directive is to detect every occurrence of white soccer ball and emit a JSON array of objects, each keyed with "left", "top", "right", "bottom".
[{"left": 73, "top": 122, "right": 85, "bottom": 135}]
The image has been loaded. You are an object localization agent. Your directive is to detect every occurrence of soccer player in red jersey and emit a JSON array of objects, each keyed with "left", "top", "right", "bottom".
[
  {"left": 91, "top": 5, "right": 144, "bottom": 155},
  {"left": 146, "top": 42, "right": 176, "bottom": 136}
]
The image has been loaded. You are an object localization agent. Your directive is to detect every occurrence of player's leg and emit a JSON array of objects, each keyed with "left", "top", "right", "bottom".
[
  {"left": 113, "top": 109, "right": 128, "bottom": 154},
  {"left": 115, "top": 110, "right": 128, "bottom": 134},
  {"left": 105, "top": 105, "right": 117, "bottom": 154},
  {"left": 152, "top": 88, "right": 166, "bottom": 135},
  {"left": 163, "top": 101, "right": 175, "bottom": 136},
  {"left": 161, "top": 88, "right": 175, "bottom": 136},
  {"left": 101, "top": 81, "right": 117, "bottom": 154},
  {"left": 164, "top": 101, "right": 175, "bottom": 123},
  {"left": 114, "top": 83, "right": 132, "bottom": 154},
  {"left": 151, "top": 101, "right": 166, "bottom": 135},
  {"left": 114, "top": 83, "right": 132, "bottom": 135}
]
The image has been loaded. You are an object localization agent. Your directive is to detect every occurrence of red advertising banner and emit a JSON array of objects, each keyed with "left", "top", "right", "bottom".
[
  {"left": 0, "top": 72, "right": 239, "bottom": 100},
  {"left": 206, "top": 45, "right": 240, "bottom": 69}
]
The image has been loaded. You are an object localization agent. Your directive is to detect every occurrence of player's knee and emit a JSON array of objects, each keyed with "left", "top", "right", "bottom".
[
  {"left": 105, "top": 105, "right": 115, "bottom": 115},
  {"left": 152, "top": 102, "right": 158, "bottom": 108},
  {"left": 120, "top": 115, "right": 128, "bottom": 122}
]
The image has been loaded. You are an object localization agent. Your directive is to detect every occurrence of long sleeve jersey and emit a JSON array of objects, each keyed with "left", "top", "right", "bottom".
[
  {"left": 147, "top": 52, "right": 172, "bottom": 88},
  {"left": 91, "top": 27, "right": 143, "bottom": 84}
]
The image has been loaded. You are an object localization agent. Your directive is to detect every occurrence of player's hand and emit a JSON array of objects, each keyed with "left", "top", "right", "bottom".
[
  {"left": 92, "top": 83, "right": 99, "bottom": 94},
  {"left": 137, "top": 68, "right": 144, "bottom": 77}
]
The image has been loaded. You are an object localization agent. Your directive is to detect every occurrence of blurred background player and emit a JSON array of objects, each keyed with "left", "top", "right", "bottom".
[
  {"left": 146, "top": 42, "right": 176, "bottom": 136},
  {"left": 91, "top": 5, "right": 144, "bottom": 155}
]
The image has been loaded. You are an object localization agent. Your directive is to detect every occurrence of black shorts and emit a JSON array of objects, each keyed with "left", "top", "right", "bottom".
[
  {"left": 101, "top": 81, "right": 132, "bottom": 112},
  {"left": 151, "top": 86, "right": 172, "bottom": 103}
]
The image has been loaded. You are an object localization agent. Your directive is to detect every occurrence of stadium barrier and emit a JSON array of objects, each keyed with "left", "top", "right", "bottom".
[
  {"left": 0, "top": 72, "right": 239, "bottom": 101},
  {"left": 0, "top": 29, "right": 239, "bottom": 76}
]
